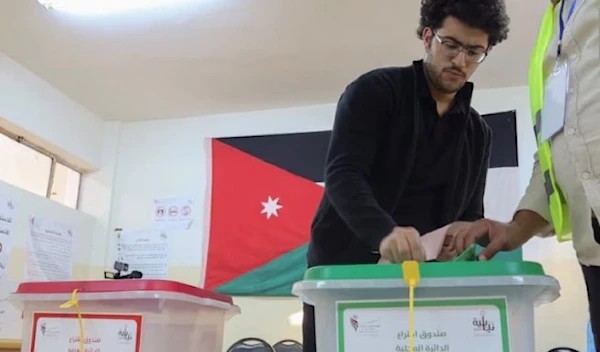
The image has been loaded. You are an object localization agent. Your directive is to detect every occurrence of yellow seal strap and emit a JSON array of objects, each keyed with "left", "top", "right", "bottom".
[
  {"left": 402, "top": 261, "right": 421, "bottom": 352},
  {"left": 59, "top": 289, "right": 84, "bottom": 352}
]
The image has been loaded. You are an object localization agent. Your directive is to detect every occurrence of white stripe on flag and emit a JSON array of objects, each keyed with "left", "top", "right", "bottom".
[
  {"left": 315, "top": 168, "right": 521, "bottom": 223},
  {"left": 485, "top": 167, "right": 576, "bottom": 260},
  {"left": 484, "top": 167, "right": 520, "bottom": 222}
]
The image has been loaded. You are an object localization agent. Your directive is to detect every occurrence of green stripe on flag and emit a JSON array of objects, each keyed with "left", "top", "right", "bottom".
[{"left": 214, "top": 244, "right": 309, "bottom": 296}]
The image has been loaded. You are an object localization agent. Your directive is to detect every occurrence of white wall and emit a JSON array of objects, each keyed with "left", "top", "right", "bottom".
[
  {"left": 0, "top": 53, "right": 105, "bottom": 171},
  {"left": 0, "top": 55, "right": 113, "bottom": 269},
  {"left": 0, "top": 53, "right": 115, "bottom": 276},
  {"left": 78, "top": 121, "right": 121, "bottom": 269},
  {"left": 106, "top": 104, "right": 338, "bottom": 277},
  {"left": 0, "top": 179, "right": 98, "bottom": 341},
  {"left": 108, "top": 103, "right": 337, "bottom": 347},
  {"left": 0, "top": 179, "right": 97, "bottom": 281}
]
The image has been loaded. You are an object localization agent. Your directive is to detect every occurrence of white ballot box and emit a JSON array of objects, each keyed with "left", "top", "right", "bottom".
[
  {"left": 9, "top": 279, "right": 239, "bottom": 352},
  {"left": 292, "top": 261, "right": 560, "bottom": 352}
]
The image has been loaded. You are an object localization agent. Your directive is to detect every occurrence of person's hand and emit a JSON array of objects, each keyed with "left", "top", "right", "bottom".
[
  {"left": 436, "top": 233, "right": 458, "bottom": 261},
  {"left": 448, "top": 220, "right": 484, "bottom": 254},
  {"left": 379, "top": 226, "right": 426, "bottom": 263},
  {"left": 451, "top": 218, "right": 513, "bottom": 260}
]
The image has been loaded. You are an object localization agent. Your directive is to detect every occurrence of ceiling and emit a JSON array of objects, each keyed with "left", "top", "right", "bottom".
[{"left": 0, "top": 0, "right": 546, "bottom": 121}]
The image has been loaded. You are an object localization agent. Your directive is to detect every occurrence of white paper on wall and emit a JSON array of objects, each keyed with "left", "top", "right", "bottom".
[
  {"left": 26, "top": 216, "right": 75, "bottom": 281},
  {"left": 0, "top": 194, "right": 16, "bottom": 278},
  {"left": 116, "top": 229, "right": 169, "bottom": 279}
]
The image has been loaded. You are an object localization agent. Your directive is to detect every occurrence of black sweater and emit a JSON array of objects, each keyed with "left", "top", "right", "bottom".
[{"left": 307, "top": 60, "right": 492, "bottom": 267}]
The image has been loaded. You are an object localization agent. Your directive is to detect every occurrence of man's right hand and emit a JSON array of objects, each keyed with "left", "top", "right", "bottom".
[
  {"left": 452, "top": 219, "right": 517, "bottom": 261},
  {"left": 379, "top": 226, "right": 426, "bottom": 263}
]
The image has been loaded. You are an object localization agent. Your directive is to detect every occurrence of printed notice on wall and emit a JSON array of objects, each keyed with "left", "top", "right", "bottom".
[
  {"left": 153, "top": 197, "right": 194, "bottom": 230},
  {"left": 0, "top": 194, "right": 16, "bottom": 278},
  {"left": 117, "top": 230, "right": 169, "bottom": 278},
  {"left": 31, "top": 312, "right": 142, "bottom": 352},
  {"left": 26, "top": 216, "right": 75, "bottom": 281},
  {"left": 337, "top": 298, "right": 509, "bottom": 352}
]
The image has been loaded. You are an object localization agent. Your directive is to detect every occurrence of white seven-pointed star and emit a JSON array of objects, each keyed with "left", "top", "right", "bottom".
[{"left": 261, "top": 196, "right": 283, "bottom": 219}]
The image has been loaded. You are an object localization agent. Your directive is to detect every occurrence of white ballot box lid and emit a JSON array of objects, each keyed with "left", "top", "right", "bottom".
[{"left": 9, "top": 279, "right": 240, "bottom": 316}]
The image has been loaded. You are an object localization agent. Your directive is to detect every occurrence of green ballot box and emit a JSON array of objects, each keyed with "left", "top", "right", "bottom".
[{"left": 292, "top": 261, "right": 560, "bottom": 352}]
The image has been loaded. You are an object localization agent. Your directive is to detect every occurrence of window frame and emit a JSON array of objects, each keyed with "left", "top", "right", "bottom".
[{"left": 0, "top": 126, "right": 84, "bottom": 208}]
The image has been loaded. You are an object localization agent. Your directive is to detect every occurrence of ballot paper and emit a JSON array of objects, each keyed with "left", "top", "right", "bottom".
[
  {"left": 420, "top": 224, "right": 450, "bottom": 261},
  {"left": 378, "top": 225, "right": 450, "bottom": 263}
]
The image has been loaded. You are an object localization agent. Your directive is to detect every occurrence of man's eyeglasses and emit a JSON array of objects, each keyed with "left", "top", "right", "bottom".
[{"left": 433, "top": 32, "right": 488, "bottom": 64}]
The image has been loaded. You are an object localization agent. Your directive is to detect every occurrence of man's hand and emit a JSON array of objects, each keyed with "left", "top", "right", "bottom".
[
  {"left": 379, "top": 226, "right": 426, "bottom": 263},
  {"left": 451, "top": 219, "right": 516, "bottom": 260},
  {"left": 436, "top": 233, "right": 458, "bottom": 261},
  {"left": 435, "top": 222, "right": 473, "bottom": 261},
  {"left": 447, "top": 221, "right": 482, "bottom": 252}
]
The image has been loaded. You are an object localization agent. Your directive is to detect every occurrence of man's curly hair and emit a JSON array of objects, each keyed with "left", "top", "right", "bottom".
[{"left": 416, "top": 0, "right": 510, "bottom": 48}]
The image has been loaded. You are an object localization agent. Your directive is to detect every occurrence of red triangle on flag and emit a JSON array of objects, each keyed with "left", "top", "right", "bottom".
[{"left": 205, "top": 139, "right": 324, "bottom": 290}]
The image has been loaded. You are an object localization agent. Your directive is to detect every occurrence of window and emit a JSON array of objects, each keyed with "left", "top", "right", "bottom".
[
  {"left": 0, "top": 130, "right": 82, "bottom": 209},
  {"left": 49, "top": 162, "right": 81, "bottom": 209},
  {"left": 0, "top": 133, "right": 52, "bottom": 197}
]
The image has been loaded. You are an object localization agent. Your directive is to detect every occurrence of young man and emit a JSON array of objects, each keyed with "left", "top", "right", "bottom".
[
  {"left": 451, "top": 0, "right": 600, "bottom": 347},
  {"left": 303, "top": 0, "right": 510, "bottom": 350}
]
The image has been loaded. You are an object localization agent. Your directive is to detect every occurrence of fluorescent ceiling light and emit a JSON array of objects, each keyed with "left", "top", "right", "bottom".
[{"left": 37, "top": 0, "right": 201, "bottom": 15}]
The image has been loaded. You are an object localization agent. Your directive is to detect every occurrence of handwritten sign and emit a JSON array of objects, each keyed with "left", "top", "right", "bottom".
[
  {"left": 337, "top": 298, "right": 509, "bottom": 352},
  {"left": 30, "top": 312, "right": 142, "bottom": 352}
]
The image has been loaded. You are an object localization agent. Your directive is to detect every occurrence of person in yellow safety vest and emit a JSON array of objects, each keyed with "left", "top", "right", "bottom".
[{"left": 448, "top": 0, "right": 600, "bottom": 348}]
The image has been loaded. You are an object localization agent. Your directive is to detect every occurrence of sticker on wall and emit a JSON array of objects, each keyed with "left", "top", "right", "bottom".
[{"left": 153, "top": 197, "right": 195, "bottom": 230}]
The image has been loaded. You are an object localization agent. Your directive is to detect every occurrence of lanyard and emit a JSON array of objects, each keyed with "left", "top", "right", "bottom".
[{"left": 557, "top": 0, "right": 577, "bottom": 57}]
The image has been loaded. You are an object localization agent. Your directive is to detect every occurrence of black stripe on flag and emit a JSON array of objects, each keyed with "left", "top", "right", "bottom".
[
  {"left": 484, "top": 110, "right": 518, "bottom": 168},
  {"left": 217, "top": 110, "right": 518, "bottom": 181},
  {"left": 218, "top": 131, "right": 330, "bottom": 182}
]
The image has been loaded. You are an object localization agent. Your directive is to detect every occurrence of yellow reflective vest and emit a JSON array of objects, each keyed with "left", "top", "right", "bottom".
[{"left": 528, "top": 2, "right": 572, "bottom": 241}]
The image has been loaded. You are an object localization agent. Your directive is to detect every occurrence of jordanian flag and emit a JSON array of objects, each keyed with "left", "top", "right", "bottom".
[{"left": 204, "top": 110, "right": 521, "bottom": 296}]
